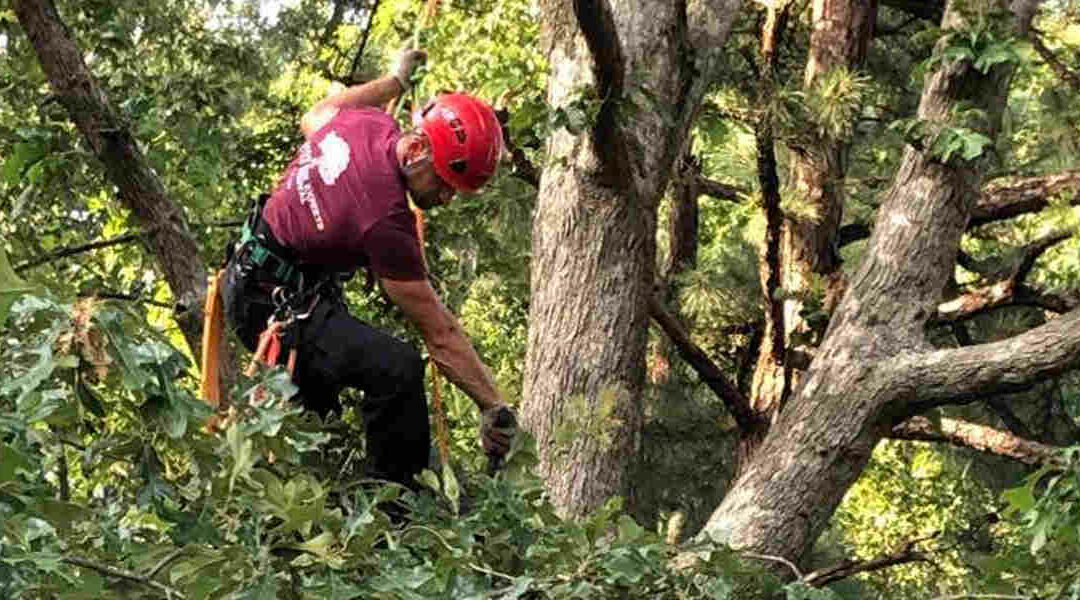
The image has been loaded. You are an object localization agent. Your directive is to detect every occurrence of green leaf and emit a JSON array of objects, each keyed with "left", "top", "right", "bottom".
[
  {"left": 0, "top": 442, "right": 33, "bottom": 484},
  {"left": 226, "top": 423, "right": 257, "bottom": 493},
  {"left": 974, "top": 42, "right": 1018, "bottom": 73},
  {"left": 442, "top": 466, "right": 460, "bottom": 515},
  {"left": 1002, "top": 484, "right": 1037, "bottom": 514},
  {"left": 2, "top": 140, "right": 47, "bottom": 186},
  {"left": 616, "top": 514, "right": 645, "bottom": 544},
  {"left": 230, "top": 572, "right": 279, "bottom": 600},
  {"left": 0, "top": 249, "right": 34, "bottom": 328}
]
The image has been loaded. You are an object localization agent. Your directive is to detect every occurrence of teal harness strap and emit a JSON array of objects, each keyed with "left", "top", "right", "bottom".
[{"left": 241, "top": 219, "right": 301, "bottom": 285}]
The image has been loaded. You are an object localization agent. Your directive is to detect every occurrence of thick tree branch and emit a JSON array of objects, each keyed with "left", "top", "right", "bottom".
[
  {"left": 891, "top": 416, "right": 1062, "bottom": 466},
  {"left": 970, "top": 169, "right": 1080, "bottom": 228},
  {"left": 572, "top": 0, "right": 629, "bottom": 184},
  {"left": 838, "top": 223, "right": 871, "bottom": 248},
  {"left": 14, "top": 0, "right": 208, "bottom": 355},
  {"left": 15, "top": 231, "right": 152, "bottom": 273},
  {"left": 63, "top": 556, "right": 185, "bottom": 599},
  {"left": 695, "top": 176, "right": 745, "bottom": 202},
  {"left": 648, "top": 294, "right": 758, "bottom": 431},
  {"left": 841, "top": 169, "right": 1080, "bottom": 247},
  {"left": 896, "top": 308, "right": 1080, "bottom": 410}
]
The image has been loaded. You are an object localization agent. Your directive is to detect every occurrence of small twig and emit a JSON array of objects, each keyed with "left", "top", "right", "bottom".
[
  {"left": 928, "top": 591, "right": 1028, "bottom": 595},
  {"left": 63, "top": 556, "right": 186, "bottom": 599},
  {"left": 349, "top": 0, "right": 383, "bottom": 78},
  {"left": 78, "top": 291, "right": 173, "bottom": 309},
  {"left": 468, "top": 562, "right": 517, "bottom": 583},
  {"left": 147, "top": 547, "right": 187, "bottom": 580},
  {"left": 15, "top": 231, "right": 153, "bottom": 273},
  {"left": 741, "top": 551, "right": 804, "bottom": 579}
]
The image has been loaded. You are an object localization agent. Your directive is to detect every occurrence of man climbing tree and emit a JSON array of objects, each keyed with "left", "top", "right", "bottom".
[{"left": 219, "top": 49, "right": 516, "bottom": 488}]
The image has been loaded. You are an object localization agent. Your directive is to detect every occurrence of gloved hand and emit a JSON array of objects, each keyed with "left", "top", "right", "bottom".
[
  {"left": 480, "top": 405, "right": 517, "bottom": 458},
  {"left": 392, "top": 48, "right": 427, "bottom": 90}
]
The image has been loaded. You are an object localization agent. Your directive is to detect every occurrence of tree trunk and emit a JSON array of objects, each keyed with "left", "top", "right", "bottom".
[
  {"left": 746, "top": 0, "right": 876, "bottom": 469},
  {"left": 523, "top": 0, "right": 740, "bottom": 517},
  {"left": 699, "top": 0, "right": 1058, "bottom": 565},
  {"left": 14, "top": 0, "right": 208, "bottom": 355}
]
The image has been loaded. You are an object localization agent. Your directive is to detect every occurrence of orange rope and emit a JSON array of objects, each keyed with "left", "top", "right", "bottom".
[{"left": 393, "top": 0, "right": 449, "bottom": 468}]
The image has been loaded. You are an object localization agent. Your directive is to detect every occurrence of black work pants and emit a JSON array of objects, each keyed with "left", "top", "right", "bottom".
[{"left": 220, "top": 251, "right": 431, "bottom": 488}]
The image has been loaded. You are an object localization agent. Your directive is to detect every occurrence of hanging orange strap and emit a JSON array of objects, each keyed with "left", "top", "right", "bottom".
[{"left": 199, "top": 269, "right": 226, "bottom": 409}]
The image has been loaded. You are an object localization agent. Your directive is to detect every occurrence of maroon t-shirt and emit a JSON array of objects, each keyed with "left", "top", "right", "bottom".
[{"left": 262, "top": 107, "right": 426, "bottom": 281}]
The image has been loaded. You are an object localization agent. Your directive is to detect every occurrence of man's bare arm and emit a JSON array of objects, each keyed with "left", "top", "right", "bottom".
[
  {"left": 300, "top": 49, "right": 426, "bottom": 139},
  {"left": 300, "top": 75, "right": 404, "bottom": 138},
  {"left": 380, "top": 277, "right": 503, "bottom": 413}
]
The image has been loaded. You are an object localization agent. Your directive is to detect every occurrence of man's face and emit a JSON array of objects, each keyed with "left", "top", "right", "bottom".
[{"left": 405, "top": 157, "right": 456, "bottom": 210}]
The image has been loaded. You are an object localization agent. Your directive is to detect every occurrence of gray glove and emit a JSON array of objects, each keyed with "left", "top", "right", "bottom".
[
  {"left": 392, "top": 48, "right": 428, "bottom": 90},
  {"left": 480, "top": 405, "right": 517, "bottom": 458}
]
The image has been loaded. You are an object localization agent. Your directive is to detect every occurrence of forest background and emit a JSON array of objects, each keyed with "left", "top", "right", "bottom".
[{"left": 2, "top": 0, "right": 1080, "bottom": 598}]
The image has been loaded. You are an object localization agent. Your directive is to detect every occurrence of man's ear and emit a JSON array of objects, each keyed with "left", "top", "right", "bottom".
[{"left": 402, "top": 134, "right": 432, "bottom": 169}]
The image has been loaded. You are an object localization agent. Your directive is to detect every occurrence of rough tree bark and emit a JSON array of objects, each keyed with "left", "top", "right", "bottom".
[
  {"left": 700, "top": 0, "right": 1071, "bottom": 565},
  {"left": 522, "top": 0, "right": 740, "bottom": 517},
  {"left": 14, "top": 0, "right": 208, "bottom": 355},
  {"left": 747, "top": 0, "right": 876, "bottom": 469}
]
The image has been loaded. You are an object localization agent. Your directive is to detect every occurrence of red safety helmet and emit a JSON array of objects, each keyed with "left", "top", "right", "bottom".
[{"left": 416, "top": 93, "right": 504, "bottom": 193}]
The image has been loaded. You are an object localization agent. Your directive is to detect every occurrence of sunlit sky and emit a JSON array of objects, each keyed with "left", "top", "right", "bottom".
[{"left": 257, "top": 0, "right": 302, "bottom": 25}]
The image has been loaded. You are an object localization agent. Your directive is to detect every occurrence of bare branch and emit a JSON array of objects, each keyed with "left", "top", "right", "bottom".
[
  {"left": 933, "top": 230, "right": 1075, "bottom": 323},
  {"left": 970, "top": 169, "right": 1080, "bottom": 228},
  {"left": 78, "top": 291, "right": 173, "bottom": 309},
  {"left": 891, "top": 416, "right": 1063, "bottom": 466},
  {"left": 803, "top": 535, "right": 935, "bottom": 587},
  {"left": 63, "top": 556, "right": 186, "bottom": 599},
  {"left": 838, "top": 223, "right": 871, "bottom": 248},
  {"left": 147, "top": 547, "right": 187, "bottom": 580},
  {"left": 349, "top": 0, "right": 383, "bottom": 79},
  {"left": 935, "top": 279, "right": 1017, "bottom": 323},
  {"left": 648, "top": 294, "right": 758, "bottom": 432},
  {"left": 15, "top": 230, "right": 153, "bottom": 273},
  {"left": 840, "top": 169, "right": 1080, "bottom": 248},
  {"left": 695, "top": 175, "right": 745, "bottom": 202},
  {"left": 896, "top": 308, "right": 1080, "bottom": 405},
  {"left": 742, "top": 551, "right": 803, "bottom": 579}
]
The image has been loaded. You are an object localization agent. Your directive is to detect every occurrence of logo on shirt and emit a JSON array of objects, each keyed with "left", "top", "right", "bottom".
[{"left": 288, "top": 131, "right": 352, "bottom": 231}]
